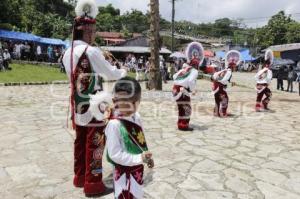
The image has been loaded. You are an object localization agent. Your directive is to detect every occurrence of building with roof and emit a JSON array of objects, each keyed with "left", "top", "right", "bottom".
[
  {"left": 96, "top": 32, "right": 142, "bottom": 46},
  {"left": 266, "top": 43, "right": 300, "bottom": 62}
]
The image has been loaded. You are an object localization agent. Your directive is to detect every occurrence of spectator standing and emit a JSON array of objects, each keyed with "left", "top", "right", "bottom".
[
  {"left": 287, "top": 65, "right": 296, "bottom": 92},
  {"left": 23, "top": 42, "right": 31, "bottom": 60},
  {"left": 47, "top": 45, "right": 53, "bottom": 62},
  {"left": 296, "top": 72, "right": 300, "bottom": 96},
  {"left": 160, "top": 58, "right": 167, "bottom": 83},
  {"left": 3, "top": 49, "right": 12, "bottom": 70},
  {"left": 277, "top": 65, "right": 285, "bottom": 91},
  {"left": 0, "top": 49, "right": 4, "bottom": 71},
  {"left": 36, "top": 45, "right": 42, "bottom": 61},
  {"left": 169, "top": 60, "right": 175, "bottom": 79},
  {"left": 144, "top": 58, "right": 150, "bottom": 80},
  {"left": 130, "top": 55, "right": 137, "bottom": 72},
  {"left": 136, "top": 57, "right": 144, "bottom": 81},
  {"left": 14, "top": 43, "right": 21, "bottom": 59}
]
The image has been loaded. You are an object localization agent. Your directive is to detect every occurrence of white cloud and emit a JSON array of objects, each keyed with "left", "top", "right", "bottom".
[{"left": 95, "top": 0, "right": 300, "bottom": 27}]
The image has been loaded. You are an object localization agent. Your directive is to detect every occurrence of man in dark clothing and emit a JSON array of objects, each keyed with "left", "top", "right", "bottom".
[
  {"left": 277, "top": 65, "right": 285, "bottom": 91},
  {"left": 287, "top": 65, "right": 296, "bottom": 92},
  {"left": 296, "top": 72, "right": 300, "bottom": 96}
]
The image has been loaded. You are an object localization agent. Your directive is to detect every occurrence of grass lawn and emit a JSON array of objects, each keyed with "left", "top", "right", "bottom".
[
  {"left": 0, "top": 63, "right": 137, "bottom": 83},
  {"left": 0, "top": 63, "right": 68, "bottom": 83}
]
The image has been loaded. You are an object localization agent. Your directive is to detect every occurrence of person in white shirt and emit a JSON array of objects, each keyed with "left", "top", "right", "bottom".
[
  {"left": 3, "top": 49, "right": 12, "bottom": 70},
  {"left": 62, "top": 0, "right": 126, "bottom": 197},
  {"left": 36, "top": 45, "right": 42, "bottom": 61},
  {"left": 135, "top": 57, "right": 144, "bottom": 81},
  {"left": 212, "top": 50, "right": 241, "bottom": 117},
  {"left": 254, "top": 49, "right": 273, "bottom": 111},
  {"left": 105, "top": 77, "right": 154, "bottom": 199},
  {"left": 14, "top": 43, "right": 21, "bottom": 59}
]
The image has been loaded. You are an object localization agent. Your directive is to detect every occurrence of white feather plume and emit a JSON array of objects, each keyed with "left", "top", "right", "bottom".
[
  {"left": 265, "top": 49, "right": 274, "bottom": 65},
  {"left": 225, "top": 50, "right": 242, "bottom": 68},
  {"left": 185, "top": 42, "right": 205, "bottom": 65},
  {"left": 88, "top": 91, "right": 113, "bottom": 121},
  {"left": 75, "top": 0, "right": 99, "bottom": 19}
]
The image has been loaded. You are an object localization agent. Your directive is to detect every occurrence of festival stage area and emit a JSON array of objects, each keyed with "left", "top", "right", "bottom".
[{"left": 1, "top": 73, "right": 300, "bottom": 199}]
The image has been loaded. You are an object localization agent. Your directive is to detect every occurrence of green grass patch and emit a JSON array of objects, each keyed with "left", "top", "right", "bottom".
[
  {"left": 0, "top": 63, "right": 139, "bottom": 83},
  {"left": 0, "top": 63, "right": 68, "bottom": 83}
]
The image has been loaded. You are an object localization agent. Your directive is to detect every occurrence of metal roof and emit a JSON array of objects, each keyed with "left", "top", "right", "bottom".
[
  {"left": 267, "top": 43, "right": 300, "bottom": 52},
  {"left": 100, "top": 46, "right": 172, "bottom": 54}
]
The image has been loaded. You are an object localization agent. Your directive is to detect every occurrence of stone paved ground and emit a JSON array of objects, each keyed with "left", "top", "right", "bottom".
[{"left": 1, "top": 73, "right": 300, "bottom": 199}]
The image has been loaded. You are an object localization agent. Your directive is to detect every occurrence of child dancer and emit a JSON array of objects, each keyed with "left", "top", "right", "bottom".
[{"left": 105, "top": 77, "right": 154, "bottom": 199}]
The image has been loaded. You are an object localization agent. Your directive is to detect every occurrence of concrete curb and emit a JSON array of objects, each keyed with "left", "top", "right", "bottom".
[
  {"left": 0, "top": 79, "right": 147, "bottom": 87},
  {"left": 0, "top": 81, "right": 69, "bottom": 87}
]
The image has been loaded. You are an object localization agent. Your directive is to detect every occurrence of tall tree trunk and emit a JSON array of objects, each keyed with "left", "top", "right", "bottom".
[{"left": 148, "top": 0, "right": 162, "bottom": 90}]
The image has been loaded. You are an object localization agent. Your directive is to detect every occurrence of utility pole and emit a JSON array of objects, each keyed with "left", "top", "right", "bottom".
[
  {"left": 148, "top": 0, "right": 162, "bottom": 90},
  {"left": 171, "top": 0, "right": 175, "bottom": 52}
]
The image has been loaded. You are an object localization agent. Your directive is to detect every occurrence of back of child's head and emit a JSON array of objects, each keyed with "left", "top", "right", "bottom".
[{"left": 113, "top": 77, "right": 141, "bottom": 102}]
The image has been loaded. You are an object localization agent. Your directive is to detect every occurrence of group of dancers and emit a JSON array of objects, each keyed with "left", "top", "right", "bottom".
[
  {"left": 172, "top": 42, "right": 274, "bottom": 131},
  {"left": 63, "top": 0, "right": 274, "bottom": 198}
]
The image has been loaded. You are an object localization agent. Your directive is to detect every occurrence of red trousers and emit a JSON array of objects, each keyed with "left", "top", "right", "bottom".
[
  {"left": 256, "top": 84, "right": 272, "bottom": 111},
  {"left": 175, "top": 94, "right": 191, "bottom": 130},
  {"left": 114, "top": 165, "right": 144, "bottom": 199},
  {"left": 213, "top": 82, "right": 229, "bottom": 117},
  {"left": 74, "top": 123, "right": 106, "bottom": 195}
]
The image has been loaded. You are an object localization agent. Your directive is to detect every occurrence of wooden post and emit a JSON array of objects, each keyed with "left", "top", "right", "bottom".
[{"left": 148, "top": 0, "right": 162, "bottom": 90}]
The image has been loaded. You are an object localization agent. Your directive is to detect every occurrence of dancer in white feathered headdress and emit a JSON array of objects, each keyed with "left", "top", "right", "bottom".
[
  {"left": 211, "top": 50, "right": 241, "bottom": 117},
  {"left": 254, "top": 49, "right": 273, "bottom": 112},
  {"left": 75, "top": 0, "right": 98, "bottom": 19},
  {"left": 62, "top": 0, "right": 126, "bottom": 196},
  {"left": 172, "top": 42, "right": 204, "bottom": 131}
]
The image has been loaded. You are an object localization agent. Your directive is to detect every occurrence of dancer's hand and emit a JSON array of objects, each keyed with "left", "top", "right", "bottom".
[
  {"left": 142, "top": 151, "right": 152, "bottom": 163},
  {"left": 192, "top": 91, "right": 196, "bottom": 96},
  {"left": 147, "top": 158, "right": 154, "bottom": 168}
]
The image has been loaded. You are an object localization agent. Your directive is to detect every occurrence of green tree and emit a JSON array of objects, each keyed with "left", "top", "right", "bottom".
[
  {"left": 121, "top": 10, "right": 149, "bottom": 33},
  {"left": 285, "top": 21, "right": 300, "bottom": 43},
  {"left": 96, "top": 4, "right": 122, "bottom": 31},
  {"left": 0, "top": 0, "right": 24, "bottom": 30}
]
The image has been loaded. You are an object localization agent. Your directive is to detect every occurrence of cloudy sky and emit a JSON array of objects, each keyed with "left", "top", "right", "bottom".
[{"left": 95, "top": 0, "right": 300, "bottom": 27}]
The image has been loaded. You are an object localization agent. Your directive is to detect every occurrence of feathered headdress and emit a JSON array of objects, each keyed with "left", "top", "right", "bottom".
[
  {"left": 225, "top": 50, "right": 241, "bottom": 68},
  {"left": 185, "top": 42, "right": 205, "bottom": 69},
  {"left": 75, "top": 0, "right": 98, "bottom": 19},
  {"left": 264, "top": 49, "right": 274, "bottom": 66},
  {"left": 89, "top": 91, "right": 113, "bottom": 121}
]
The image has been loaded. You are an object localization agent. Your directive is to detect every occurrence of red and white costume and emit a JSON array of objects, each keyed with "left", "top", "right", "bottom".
[
  {"left": 212, "top": 50, "right": 241, "bottom": 117},
  {"left": 105, "top": 112, "right": 148, "bottom": 199},
  {"left": 173, "top": 64, "right": 199, "bottom": 130},
  {"left": 255, "top": 49, "right": 273, "bottom": 111},
  {"left": 172, "top": 42, "right": 204, "bottom": 130},
  {"left": 62, "top": 0, "right": 126, "bottom": 195},
  {"left": 212, "top": 67, "right": 232, "bottom": 117}
]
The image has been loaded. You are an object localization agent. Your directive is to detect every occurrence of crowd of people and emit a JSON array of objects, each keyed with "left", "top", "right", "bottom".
[
  {"left": 0, "top": 39, "right": 65, "bottom": 71},
  {"left": 276, "top": 64, "right": 300, "bottom": 95},
  {"left": 121, "top": 53, "right": 188, "bottom": 83}
]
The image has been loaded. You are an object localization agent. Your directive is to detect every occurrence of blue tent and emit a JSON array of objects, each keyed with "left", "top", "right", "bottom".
[
  {"left": 0, "top": 29, "right": 40, "bottom": 42},
  {"left": 216, "top": 51, "right": 226, "bottom": 59},
  {"left": 240, "top": 49, "right": 254, "bottom": 62},
  {"left": 39, "top": 37, "right": 66, "bottom": 46},
  {"left": 0, "top": 29, "right": 66, "bottom": 46}
]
